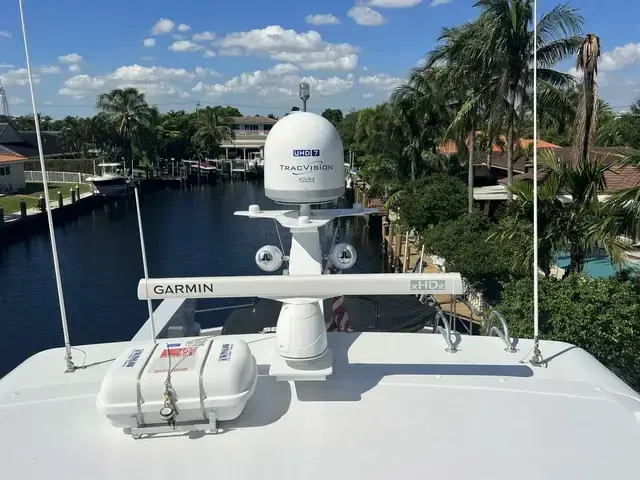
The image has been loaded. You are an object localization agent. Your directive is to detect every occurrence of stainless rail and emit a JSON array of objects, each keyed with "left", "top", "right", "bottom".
[
  {"left": 485, "top": 311, "right": 517, "bottom": 353},
  {"left": 434, "top": 310, "right": 457, "bottom": 353}
]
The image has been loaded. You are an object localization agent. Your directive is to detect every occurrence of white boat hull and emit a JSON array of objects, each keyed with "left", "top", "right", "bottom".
[{"left": 90, "top": 179, "right": 130, "bottom": 197}]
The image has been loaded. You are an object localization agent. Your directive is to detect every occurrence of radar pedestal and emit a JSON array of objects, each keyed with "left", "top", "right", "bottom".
[
  {"left": 237, "top": 112, "right": 375, "bottom": 381},
  {"left": 236, "top": 203, "right": 375, "bottom": 381}
]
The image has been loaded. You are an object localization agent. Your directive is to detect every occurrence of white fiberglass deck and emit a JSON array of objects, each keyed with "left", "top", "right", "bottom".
[{"left": 1, "top": 332, "right": 639, "bottom": 479}]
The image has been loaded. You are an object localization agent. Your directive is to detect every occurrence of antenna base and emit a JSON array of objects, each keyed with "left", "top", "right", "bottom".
[
  {"left": 269, "top": 348, "right": 333, "bottom": 381},
  {"left": 64, "top": 354, "right": 76, "bottom": 373},
  {"left": 529, "top": 343, "right": 547, "bottom": 368}
]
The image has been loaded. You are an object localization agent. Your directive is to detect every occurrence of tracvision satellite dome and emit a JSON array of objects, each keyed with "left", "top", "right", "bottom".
[{"left": 264, "top": 112, "right": 345, "bottom": 204}]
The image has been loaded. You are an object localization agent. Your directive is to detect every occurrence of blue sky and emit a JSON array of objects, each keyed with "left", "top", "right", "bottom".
[
  {"left": 0, "top": 0, "right": 474, "bottom": 118},
  {"left": 539, "top": 0, "right": 640, "bottom": 111},
  {"left": 1, "top": 1, "right": 637, "bottom": 118}
]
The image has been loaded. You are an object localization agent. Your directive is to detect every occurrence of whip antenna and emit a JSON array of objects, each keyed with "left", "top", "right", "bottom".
[
  {"left": 18, "top": 0, "right": 75, "bottom": 372},
  {"left": 134, "top": 187, "right": 157, "bottom": 343}
]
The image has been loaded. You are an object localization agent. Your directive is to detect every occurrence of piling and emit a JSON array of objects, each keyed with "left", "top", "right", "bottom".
[
  {"left": 0, "top": 206, "right": 4, "bottom": 227},
  {"left": 394, "top": 227, "right": 402, "bottom": 269},
  {"left": 71, "top": 189, "right": 76, "bottom": 204},
  {"left": 58, "top": 191, "right": 63, "bottom": 208},
  {"left": 20, "top": 199, "right": 27, "bottom": 218}
]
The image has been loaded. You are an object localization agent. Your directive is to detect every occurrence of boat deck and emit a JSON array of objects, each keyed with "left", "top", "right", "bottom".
[{"left": 1, "top": 332, "right": 639, "bottom": 479}]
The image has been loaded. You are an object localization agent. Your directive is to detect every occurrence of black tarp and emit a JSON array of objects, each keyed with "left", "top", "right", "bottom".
[{"left": 221, "top": 295, "right": 436, "bottom": 335}]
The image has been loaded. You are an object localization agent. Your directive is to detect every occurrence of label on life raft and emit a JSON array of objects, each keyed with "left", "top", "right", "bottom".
[
  {"left": 122, "top": 349, "right": 144, "bottom": 368},
  {"left": 148, "top": 342, "right": 200, "bottom": 374}
]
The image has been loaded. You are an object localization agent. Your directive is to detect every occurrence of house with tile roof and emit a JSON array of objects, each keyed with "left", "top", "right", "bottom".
[
  {"left": 0, "top": 122, "right": 65, "bottom": 159},
  {"left": 0, "top": 145, "right": 28, "bottom": 191}
]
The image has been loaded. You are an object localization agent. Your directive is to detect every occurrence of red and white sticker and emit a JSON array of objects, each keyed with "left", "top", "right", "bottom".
[{"left": 160, "top": 347, "right": 197, "bottom": 358}]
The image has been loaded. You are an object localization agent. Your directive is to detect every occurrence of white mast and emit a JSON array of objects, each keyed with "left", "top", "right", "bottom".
[
  {"left": 0, "top": 78, "right": 9, "bottom": 117},
  {"left": 18, "top": 0, "right": 75, "bottom": 372}
]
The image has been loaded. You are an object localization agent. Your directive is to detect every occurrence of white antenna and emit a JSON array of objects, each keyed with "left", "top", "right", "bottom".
[
  {"left": 134, "top": 187, "right": 157, "bottom": 343},
  {"left": 18, "top": 0, "right": 75, "bottom": 372},
  {"left": 530, "top": 0, "right": 544, "bottom": 367}
]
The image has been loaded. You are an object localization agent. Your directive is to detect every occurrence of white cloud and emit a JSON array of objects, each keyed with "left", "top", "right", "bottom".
[
  {"left": 69, "top": 64, "right": 82, "bottom": 73},
  {"left": 365, "top": 0, "right": 422, "bottom": 6},
  {"left": 195, "top": 66, "right": 221, "bottom": 77},
  {"left": 0, "top": 31, "right": 10, "bottom": 38},
  {"left": 348, "top": 6, "right": 386, "bottom": 26},
  {"left": 57, "top": 65, "right": 213, "bottom": 100},
  {"left": 305, "top": 14, "right": 340, "bottom": 25},
  {"left": 44, "top": 101, "right": 53, "bottom": 105},
  {"left": 58, "top": 74, "right": 106, "bottom": 98},
  {"left": 109, "top": 65, "right": 198, "bottom": 82},
  {"left": 362, "top": 93, "right": 375, "bottom": 98},
  {"left": 40, "top": 65, "right": 61, "bottom": 74},
  {"left": 0, "top": 63, "right": 15, "bottom": 69},
  {"left": 143, "top": 38, "right": 156, "bottom": 48},
  {"left": 151, "top": 18, "right": 175, "bottom": 35},
  {"left": 599, "top": 42, "right": 640, "bottom": 72},
  {"left": 0, "top": 68, "right": 40, "bottom": 86},
  {"left": 269, "top": 63, "right": 299, "bottom": 75},
  {"left": 220, "top": 25, "right": 323, "bottom": 53},
  {"left": 193, "top": 31, "right": 215, "bottom": 42},
  {"left": 219, "top": 47, "right": 244, "bottom": 57},
  {"left": 59, "top": 53, "right": 84, "bottom": 64},
  {"left": 8, "top": 96, "right": 25, "bottom": 104},
  {"left": 173, "top": 34, "right": 186, "bottom": 40},
  {"left": 430, "top": 0, "right": 453, "bottom": 5},
  {"left": 169, "top": 40, "right": 202, "bottom": 52},
  {"left": 177, "top": 24, "right": 191, "bottom": 32},
  {"left": 272, "top": 51, "right": 358, "bottom": 71},
  {"left": 203, "top": 50, "right": 216, "bottom": 58},
  {"left": 219, "top": 25, "right": 359, "bottom": 71},
  {"left": 359, "top": 73, "right": 403, "bottom": 90},
  {"left": 193, "top": 65, "right": 353, "bottom": 98}
]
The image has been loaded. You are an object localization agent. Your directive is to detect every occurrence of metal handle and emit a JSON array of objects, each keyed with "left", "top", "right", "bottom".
[
  {"left": 435, "top": 311, "right": 457, "bottom": 353},
  {"left": 485, "top": 311, "right": 517, "bottom": 353}
]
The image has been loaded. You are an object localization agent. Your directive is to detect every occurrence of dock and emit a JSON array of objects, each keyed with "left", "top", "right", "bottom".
[
  {"left": 381, "top": 225, "right": 483, "bottom": 325},
  {"left": 349, "top": 177, "right": 486, "bottom": 330}
]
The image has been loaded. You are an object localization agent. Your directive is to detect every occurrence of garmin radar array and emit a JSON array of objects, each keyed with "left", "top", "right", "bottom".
[{"left": 124, "top": 112, "right": 462, "bottom": 435}]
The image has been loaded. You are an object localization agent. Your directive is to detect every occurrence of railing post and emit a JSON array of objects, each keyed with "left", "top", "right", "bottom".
[
  {"left": 78, "top": 172, "right": 82, "bottom": 184},
  {"left": 0, "top": 206, "right": 4, "bottom": 227},
  {"left": 20, "top": 199, "right": 27, "bottom": 218},
  {"left": 58, "top": 191, "right": 63, "bottom": 208},
  {"left": 71, "top": 189, "right": 76, "bottom": 204},
  {"left": 39, "top": 195, "right": 45, "bottom": 212}
]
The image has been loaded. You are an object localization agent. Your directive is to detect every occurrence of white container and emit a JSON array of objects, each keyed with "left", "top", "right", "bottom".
[{"left": 96, "top": 337, "right": 257, "bottom": 429}]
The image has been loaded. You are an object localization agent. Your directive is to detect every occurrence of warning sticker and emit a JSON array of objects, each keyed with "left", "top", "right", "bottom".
[
  {"left": 149, "top": 342, "right": 200, "bottom": 374},
  {"left": 160, "top": 347, "right": 197, "bottom": 358}
]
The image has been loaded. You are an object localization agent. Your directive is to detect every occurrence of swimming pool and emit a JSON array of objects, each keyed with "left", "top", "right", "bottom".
[{"left": 555, "top": 250, "right": 640, "bottom": 278}]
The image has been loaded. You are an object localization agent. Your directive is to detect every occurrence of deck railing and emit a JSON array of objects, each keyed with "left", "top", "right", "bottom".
[{"left": 25, "top": 171, "right": 92, "bottom": 184}]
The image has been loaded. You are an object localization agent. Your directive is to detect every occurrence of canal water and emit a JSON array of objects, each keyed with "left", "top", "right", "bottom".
[{"left": 0, "top": 181, "right": 383, "bottom": 377}]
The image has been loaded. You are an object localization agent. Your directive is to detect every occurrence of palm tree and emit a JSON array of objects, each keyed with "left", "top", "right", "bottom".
[
  {"left": 574, "top": 33, "right": 601, "bottom": 162},
  {"left": 96, "top": 87, "right": 153, "bottom": 175},
  {"left": 192, "top": 107, "right": 235, "bottom": 159}
]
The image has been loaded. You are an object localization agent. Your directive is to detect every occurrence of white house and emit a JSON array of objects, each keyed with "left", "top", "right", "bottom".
[
  {"left": 0, "top": 145, "right": 27, "bottom": 191},
  {"left": 220, "top": 116, "right": 278, "bottom": 160}
]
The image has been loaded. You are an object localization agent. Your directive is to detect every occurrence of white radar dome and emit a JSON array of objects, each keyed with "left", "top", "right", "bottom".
[{"left": 264, "top": 112, "right": 345, "bottom": 204}]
